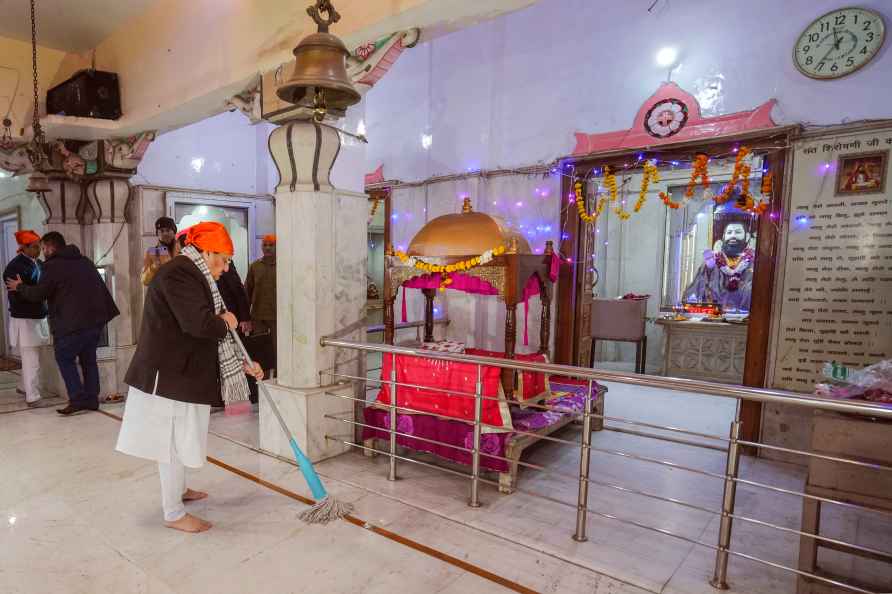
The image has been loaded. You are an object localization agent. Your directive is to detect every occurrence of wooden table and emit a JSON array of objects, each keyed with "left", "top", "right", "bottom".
[{"left": 798, "top": 410, "right": 892, "bottom": 594}]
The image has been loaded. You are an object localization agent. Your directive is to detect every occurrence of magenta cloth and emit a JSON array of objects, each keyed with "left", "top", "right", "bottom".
[
  {"left": 520, "top": 275, "right": 541, "bottom": 346},
  {"left": 401, "top": 272, "right": 499, "bottom": 295},
  {"left": 363, "top": 382, "right": 597, "bottom": 472},
  {"left": 549, "top": 252, "right": 560, "bottom": 282},
  {"left": 401, "top": 285, "right": 407, "bottom": 323}
]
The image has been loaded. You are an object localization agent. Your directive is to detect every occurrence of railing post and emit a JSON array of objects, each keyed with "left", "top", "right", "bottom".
[
  {"left": 573, "top": 379, "right": 594, "bottom": 542},
  {"left": 469, "top": 364, "right": 484, "bottom": 508},
  {"left": 388, "top": 351, "right": 398, "bottom": 481},
  {"left": 710, "top": 420, "right": 742, "bottom": 590}
]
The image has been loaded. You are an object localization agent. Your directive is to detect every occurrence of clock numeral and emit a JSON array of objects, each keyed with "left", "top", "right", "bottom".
[
  {"left": 830, "top": 63, "right": 839, "bottom": 72},
  {"left": 834, "top": 14, "right": 846, "bottom": 26},
  {"left": 806, "top": 56, "right": 814, "bottom": 66},
  {"left": 820, "top": 21, "right": 830, "bottom": 32},
  {"left": 854, "top": 14, "right": 859, "bottom": 24},
  {"left": 846, "top": 57, "right": 855, "bottom": 67},
  {"left": 866, "top": 32, "right": 875, "bottom": 43},
  {"left": 801, "top": 44, "right": 811, "bottom": 53},
  {"left": 863, "top": 20, "right": 872, "bottom": 31},
  {"left": 860, "top": 46, "right": 869, "bottom": 55},
  {"left": 808, "top": 33, "right": 820, "bottom": 42},
  {"left": 817, "top": 61, "right": 826, "bottom": 71}
]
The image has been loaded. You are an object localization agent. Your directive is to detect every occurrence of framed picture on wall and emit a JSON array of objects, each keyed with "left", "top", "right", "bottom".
[{"left": 835, "top": 150, "right": 888, "bottom": 196}]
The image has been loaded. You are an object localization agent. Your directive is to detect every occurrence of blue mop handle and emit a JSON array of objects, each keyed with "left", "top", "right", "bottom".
[
  {"left": 229, "top": 329, "right": 329, "bottom": 500},
  {"left": 289, "top": 437, "right": 328, "bottom": 500}
]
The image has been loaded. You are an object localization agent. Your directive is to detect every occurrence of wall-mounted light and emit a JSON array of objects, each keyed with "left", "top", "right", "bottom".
[{"left": 656, "top": 47, "right": 679, "bottom": 68}]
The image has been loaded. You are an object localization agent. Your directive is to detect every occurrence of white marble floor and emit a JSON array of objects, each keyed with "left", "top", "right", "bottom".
[
  {"left": 2, "top": 399, "right": 650, "bottom": 594},
  {"left": 0, "top": 371, "right": 66, "bottom": 414},
  {"left": 6, "top": 377, "right": 890, "bottom": 594},
  {"left": 203, "top": 383, "right": 892, "bottom": 594}
]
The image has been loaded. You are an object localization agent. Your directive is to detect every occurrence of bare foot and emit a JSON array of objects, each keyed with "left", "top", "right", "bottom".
[
  {"left": 182, "top": 488, "right": 208, "bottom": 502},
  {"left": 164, "top": 513, "right": 212, "bottom": 533}
]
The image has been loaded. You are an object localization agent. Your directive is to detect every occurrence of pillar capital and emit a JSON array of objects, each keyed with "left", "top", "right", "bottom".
[
  {"left": 84, "top": 177, "right": 133, "bottom": 224},
  {"left": 268, "top": 121, "right": 341, "bottom": 193},
  {"left": 36, "top": 178, "right": 87, "bottom": 225}
]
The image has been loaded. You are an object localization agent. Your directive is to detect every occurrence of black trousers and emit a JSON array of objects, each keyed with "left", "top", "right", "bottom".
[{"left": 54, "top": 325, "right": 103, "bottom": 408}]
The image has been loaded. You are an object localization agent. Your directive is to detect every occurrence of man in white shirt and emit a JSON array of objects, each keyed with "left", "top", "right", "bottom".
[{"left": 2, "top": 230, "right": 49, "bottom": 406}]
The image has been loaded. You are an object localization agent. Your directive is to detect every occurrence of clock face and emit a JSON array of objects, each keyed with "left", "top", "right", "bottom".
[{"left": 794, "top": 7, "right": 886, "bottom": 79}]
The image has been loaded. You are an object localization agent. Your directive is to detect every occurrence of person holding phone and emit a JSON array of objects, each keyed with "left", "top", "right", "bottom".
[{"left": 141, "top": 217, "right": 179, "bottom": 286}]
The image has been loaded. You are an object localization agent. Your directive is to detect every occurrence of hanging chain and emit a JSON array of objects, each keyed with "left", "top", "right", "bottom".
[{"left": 27, "top": 0, "right": 46, "bottom": 167}]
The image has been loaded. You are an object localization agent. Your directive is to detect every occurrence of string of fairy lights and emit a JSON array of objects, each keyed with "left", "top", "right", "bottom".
[{"left": 377, "top": 140, "right": 867, "bottom": 277}]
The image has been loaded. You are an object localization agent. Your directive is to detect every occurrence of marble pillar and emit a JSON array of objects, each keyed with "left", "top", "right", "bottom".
[
  {"left": 84, "top": 177, "right": 136, "bottom": 396},
  {"left": 259, "top": 121, "right": 366, "bottom": 463},
  {"left": 32, "top": 176, "right": 136, "bottom": 401},
  {"left": 31, "top": 178, "right": 88, "bottom": 400}
]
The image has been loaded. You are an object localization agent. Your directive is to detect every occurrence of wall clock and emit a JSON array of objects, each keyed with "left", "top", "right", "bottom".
[{"left": 794, "top": 7, "right": 885, "bottom": 79}]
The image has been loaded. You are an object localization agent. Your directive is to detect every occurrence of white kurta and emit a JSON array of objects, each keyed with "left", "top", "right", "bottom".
[
  {"left": 10, "top": 317, "right": 49, "bottom": 403},
  {"left": 8, "top": 317, "right": 49, "bottom": 348},
  {"left": 115, "top": 383, "right": 210, "bottom": 469}
]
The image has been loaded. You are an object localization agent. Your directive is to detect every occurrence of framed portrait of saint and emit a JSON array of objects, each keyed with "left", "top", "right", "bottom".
[{"left": 835, "top": 150, "right": 888, "bottom": 196}]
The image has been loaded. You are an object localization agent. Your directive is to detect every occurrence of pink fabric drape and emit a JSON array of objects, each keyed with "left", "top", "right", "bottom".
[
  {"left": 401, "top": 273, "right": 500, "bottom": 295},
  {"left": 401, "top": 285, "right": 407, "bottom": 323}
]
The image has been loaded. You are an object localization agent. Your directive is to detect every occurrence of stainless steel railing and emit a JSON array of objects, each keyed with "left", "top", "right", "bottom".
[{"left": 318, "top": 337, "right": 892, "bottom": 594}]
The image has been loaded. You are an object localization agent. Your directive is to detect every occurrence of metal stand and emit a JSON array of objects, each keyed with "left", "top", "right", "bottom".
[
  {"left": 388, "top": 352, "right": 398, "bottom": 481},
  {"left": 469, "top": 364, "right": 483, "bottom": 508},
  {"left": 710, "top": 420, "right": 742, "bottom": 589},
  {"left": 573, "top": 380, "right": 595, "bottom": 542}
]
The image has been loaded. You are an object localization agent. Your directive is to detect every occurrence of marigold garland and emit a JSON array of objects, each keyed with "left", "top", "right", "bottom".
[
  {"left": 685, "top": 154, "right": 711, "bottom": 198},
  {"left": 660, "top": 190, "right": 681, "bottom": 209},
  {"left": 761, "top": 172, "right": 773, "bottom": 196},
  {"left": 396, "top": 245, "right": 507, "bottom": 291},
  {"left": 576, "top": 147, "right": 771, "bottom": 218},
  {"left": 368, "top": 197, "right": 381, "bottom": 222},
  {"left": 714, "top": 147, "right": 751, "bottom": 204},
  {"left": 574, "top": 181, "right": 608, "bottom": 224},
  {"left": 634, "top": 160, "right": 661, "bottom": 213}
]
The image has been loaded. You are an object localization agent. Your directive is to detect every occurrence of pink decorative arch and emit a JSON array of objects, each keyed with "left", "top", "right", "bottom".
[
  {"left": 572, "top": 82, "right": 777, "bottom": 156},
  {"left": 364, "top": 164, "right": 385, "bottom": 188}
]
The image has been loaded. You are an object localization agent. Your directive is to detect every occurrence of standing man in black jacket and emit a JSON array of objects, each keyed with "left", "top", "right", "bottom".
[
  {"left": 2, "top": 230, "right": 49, "bottom": 407},
  {"left": 5, "top": 231, "right": 120, "bottom": 416}
]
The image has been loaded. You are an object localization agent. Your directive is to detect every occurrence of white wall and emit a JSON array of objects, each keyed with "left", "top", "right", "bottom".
[
  {"left": 365, "top": 0, "right": 892, "bottom": 180},
  {"left": 363, "top": 0, "right": 892, "bottom": 365},
  {"left": 137, "top": 110, "right": 277, "bottom": 195},
  {"left": 0, "top": 176, "right": 46, "bottom": 234}
]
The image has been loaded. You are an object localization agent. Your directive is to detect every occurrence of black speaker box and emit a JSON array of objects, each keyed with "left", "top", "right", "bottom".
[{"left": 46, "top": 70, "right": 122, "bottom": 120}]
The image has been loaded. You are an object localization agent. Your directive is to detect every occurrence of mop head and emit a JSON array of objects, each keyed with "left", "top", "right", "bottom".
[{"left": 298, "top": 495, "right": 354, "bottom": 525}]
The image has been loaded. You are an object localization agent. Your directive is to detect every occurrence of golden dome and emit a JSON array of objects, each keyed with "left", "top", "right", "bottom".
[{"left": 407, "top": 198, "right": 531, "bottom": 257}]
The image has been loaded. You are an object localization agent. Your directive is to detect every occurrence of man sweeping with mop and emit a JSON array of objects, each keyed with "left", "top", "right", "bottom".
[{"left": 116, "top": 222, "right": 263, "bottom": 533}]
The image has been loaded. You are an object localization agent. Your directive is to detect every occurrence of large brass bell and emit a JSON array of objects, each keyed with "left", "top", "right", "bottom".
[{"left": 276, "top": 0, "right": 360, "bottom": 120}]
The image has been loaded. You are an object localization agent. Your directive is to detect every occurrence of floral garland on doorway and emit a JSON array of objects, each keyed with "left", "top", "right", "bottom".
[{"left": 658, "top": 147, "right": 769, "bottom": 214}]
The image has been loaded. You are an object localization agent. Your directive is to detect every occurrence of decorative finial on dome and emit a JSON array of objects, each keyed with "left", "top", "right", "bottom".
[
  {"left": 461, "top": 197, "right": 473, "bottom": 213},
  {"left": 507, "top": 236, "right": 519, "bottom": 254}
]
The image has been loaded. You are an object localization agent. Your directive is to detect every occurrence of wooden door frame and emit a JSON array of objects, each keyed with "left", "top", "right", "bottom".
[{"left": 555, "top": 126, "right": 798, "bottom": 445}]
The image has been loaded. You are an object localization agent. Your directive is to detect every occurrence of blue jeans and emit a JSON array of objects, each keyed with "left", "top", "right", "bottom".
[{"left": 53, "top": 325, "right": 103, "bottom": 408}]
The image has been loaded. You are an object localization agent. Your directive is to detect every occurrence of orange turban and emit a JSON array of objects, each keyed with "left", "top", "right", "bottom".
[
  {"left": 262, "top": 234, "right": 276, "bottom": 244},
  {"left": 185, "top": 222, "right": 234, "bottom": 255},
  {"left": 15, "top": 230, "right": 41, "bottom": 246}
]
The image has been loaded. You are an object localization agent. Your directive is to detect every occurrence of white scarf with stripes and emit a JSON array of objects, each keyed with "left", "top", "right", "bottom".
[{"left": 182, "top": 245, "right": 250, "bottom": 405}]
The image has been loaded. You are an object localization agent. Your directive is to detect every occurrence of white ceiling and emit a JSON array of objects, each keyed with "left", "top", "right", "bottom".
[{"left": 0, "top": 0, "right": 157, "bottom": 52}]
